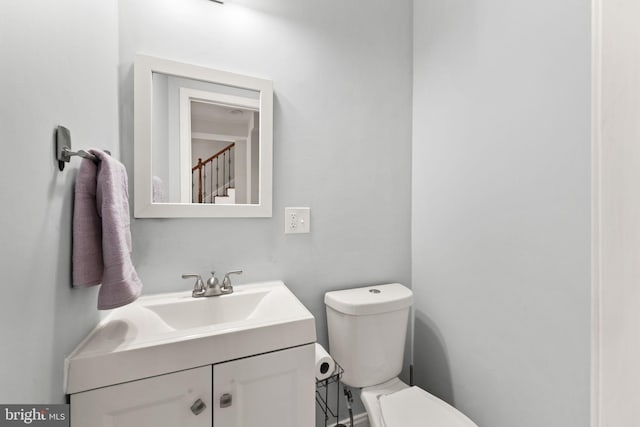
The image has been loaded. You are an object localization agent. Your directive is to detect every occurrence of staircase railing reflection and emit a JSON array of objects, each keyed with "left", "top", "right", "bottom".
[{"left": 192, "top": 142, "right": 235, "bottom": 203}]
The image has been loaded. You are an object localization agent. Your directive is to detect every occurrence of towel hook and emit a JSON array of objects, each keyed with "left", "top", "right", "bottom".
[{"left": 56, "top": 126, "right": 109, "bottom": 171}]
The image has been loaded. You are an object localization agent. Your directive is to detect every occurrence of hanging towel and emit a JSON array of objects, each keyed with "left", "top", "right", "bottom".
[{"left": 72, "top": 149, "right": 143, "bottom": 310}]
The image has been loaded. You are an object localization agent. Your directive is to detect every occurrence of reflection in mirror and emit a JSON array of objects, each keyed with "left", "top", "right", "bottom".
[
  {"left": 151, "top": 74, "right": 260, "bottom": 205},
  {"left": 134, "top": 55, "right": 273, "bottom": 218}
]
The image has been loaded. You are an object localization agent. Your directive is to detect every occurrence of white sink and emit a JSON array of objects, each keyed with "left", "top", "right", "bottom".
[
  {"left": 65, "top": 281, "right": 316, "bottom": 394},
  {"left": 144, "top": 289, "right": 270, "bottom": 330}
]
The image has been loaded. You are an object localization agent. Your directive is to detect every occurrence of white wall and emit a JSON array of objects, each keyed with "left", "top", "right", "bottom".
[
  {"left": 593, "top": 0, "right": 640, "bottom": 425},
  {"left": 0, "top": 0, "right": 118, "bottom": 402},
  {"left": 412, "top": 2, "right": 591, "bottom": 427}
]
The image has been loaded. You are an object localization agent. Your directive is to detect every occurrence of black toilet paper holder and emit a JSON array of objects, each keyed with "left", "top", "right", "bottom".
[{"left": 316, "top": 362, "right": 344, "bottom": 427}]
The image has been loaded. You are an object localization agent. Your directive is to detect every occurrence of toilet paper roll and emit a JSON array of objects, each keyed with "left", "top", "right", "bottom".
[{"left": 315, "top": 343, "right": 336, "bottom": 381}]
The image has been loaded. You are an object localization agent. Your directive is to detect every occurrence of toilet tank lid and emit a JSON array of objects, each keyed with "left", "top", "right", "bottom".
[{"left": 324, "top": 283, "right": 413, "bottom": 316}]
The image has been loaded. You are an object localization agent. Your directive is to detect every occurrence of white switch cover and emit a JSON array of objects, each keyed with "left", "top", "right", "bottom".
[{"left": 285, "top": 207, "right": 311, "bottom": 234}]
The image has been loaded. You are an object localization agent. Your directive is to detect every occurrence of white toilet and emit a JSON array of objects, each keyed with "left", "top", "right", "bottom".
[{"left": 325, "top": 283, "right": 478, "bottom": 427}]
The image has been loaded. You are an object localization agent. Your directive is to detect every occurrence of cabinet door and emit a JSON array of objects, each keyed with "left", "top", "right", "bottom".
[
  {"left": 213, "top": 344, "right": 314, "bottom": 427},
  {"left": 71, "top": 365, "right": 212, "bottom": 427}
]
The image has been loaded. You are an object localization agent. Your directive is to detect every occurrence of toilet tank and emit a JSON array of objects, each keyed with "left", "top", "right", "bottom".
[{"left": 324, "top": 283, "right": 412, "bottom": 388}]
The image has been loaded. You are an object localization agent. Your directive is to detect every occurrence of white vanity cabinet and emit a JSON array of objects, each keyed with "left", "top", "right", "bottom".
[
  {"left": 71, "top": 365, "right": 212, "bottom": 427},
  {"left": 69, "top": 345, "right": 314, "bottom": 427},
  {"left": 213, "top": 344, "right": 314, "bottom": 427},
  {"left": 65, "top": 282, "right": 317, "bottom": 427}
]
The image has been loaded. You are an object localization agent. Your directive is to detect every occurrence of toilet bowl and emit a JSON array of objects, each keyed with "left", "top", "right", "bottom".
[
  {"left": 325, "top": 283, "right": 477, "bottom": 427},
  {"left": 361, "top": 378, "right": 476, "bottom": 427}
]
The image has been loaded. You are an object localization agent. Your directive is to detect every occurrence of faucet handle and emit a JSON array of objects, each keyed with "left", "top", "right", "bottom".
[
  {"left": 182, "top": 273, "right": 203, "bottom": 282},
  {"left": 221, "top": 270, "right": 243, "bottom": 292},
  {"left": 182, "top": 273, "right": 205, "bottom": 297}
]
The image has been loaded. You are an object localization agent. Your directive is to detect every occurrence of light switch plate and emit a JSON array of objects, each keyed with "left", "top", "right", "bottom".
[{"left": 285, "top": 207, "right": 310, "bottom": 234}]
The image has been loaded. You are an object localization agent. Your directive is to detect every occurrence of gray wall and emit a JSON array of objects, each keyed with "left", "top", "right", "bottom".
[
  {"left": 0, "top": 0, "right": 118, "bottom": 402},
  {"left": 412, "top": 2, "right": 591, "bottom": 427},
  {"left": 120, "top": 0, "right": 413, "bottom": 346},
  {"left": 0, "top": 2, "right": 594, "bottom": 426},
  {"left": 0, "top": 0, "right": 412, "bottom": 406},
  {"left": 121, "top": 1, "right": 413, "bottom": 422}
]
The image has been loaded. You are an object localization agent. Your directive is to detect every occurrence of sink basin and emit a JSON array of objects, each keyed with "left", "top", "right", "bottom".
[
  {"left": 65, "top": 281, "right": 316, "bottom": 394},
  {"left": 144, "top": 289, "right": 269, "bottom": 330}
]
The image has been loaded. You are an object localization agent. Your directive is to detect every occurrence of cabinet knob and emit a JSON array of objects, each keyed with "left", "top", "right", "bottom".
[
  {"left": 190, "top": 398, "right": 207, "bottom": 415},
  {"left": 220, "top": 393, "right": 233, "bottom": 408}
]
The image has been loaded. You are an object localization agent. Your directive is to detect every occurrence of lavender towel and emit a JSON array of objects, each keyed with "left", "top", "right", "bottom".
[{"left": 72, "top": 149, "right": 142, "bottom": 310}]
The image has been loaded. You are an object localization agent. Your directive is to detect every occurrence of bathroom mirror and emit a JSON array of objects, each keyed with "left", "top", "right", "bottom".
[{"left": 134, "top": 55, "right": 273, "bottom": 218}]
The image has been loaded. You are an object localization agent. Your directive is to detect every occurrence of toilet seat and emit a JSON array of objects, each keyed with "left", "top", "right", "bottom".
[{"left": 379, "top": 386, "right": 477, "bottom": 427}]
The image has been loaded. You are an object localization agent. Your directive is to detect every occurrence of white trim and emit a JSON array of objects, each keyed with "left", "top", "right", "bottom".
[
  {"left": 178, "top": 88, "right": 192, "bottom": 203},
  {"left": 181, "top": 87, "right": 260, "bottom": 110},
  {"left": 134, "top": 54, "right": 273, "bottom": 218},
  {"left": 191, "top": 132, "right": 238, "bottom": 143},
  {"left": 178, "top": 87, "right": 260, "bottom": 204},
  {"left": 245, "top": 133, "right": 252, "bottom": 203},
  {"left": 590, "top": 0, "right": 602, "bottom": 426}
]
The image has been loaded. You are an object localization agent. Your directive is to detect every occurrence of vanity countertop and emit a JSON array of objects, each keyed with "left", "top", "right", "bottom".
[{"left": 65, "top": 280, "right": 316, "bottom": 394}]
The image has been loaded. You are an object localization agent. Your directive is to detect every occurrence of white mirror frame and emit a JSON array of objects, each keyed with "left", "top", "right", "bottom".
[{"left": 134, "top": 54, "right": 273, "bottom": 218}]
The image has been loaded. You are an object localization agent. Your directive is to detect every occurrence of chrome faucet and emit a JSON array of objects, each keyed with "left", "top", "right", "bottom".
[
  {"left": 221, "top": 270, "right": 243, "bottom": 294},
  {"left": 182, "top": 270, "right": 239, "bottom": 297},
  {"left": 182, "top": 272, "right": 224, "bottom": 298}
]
